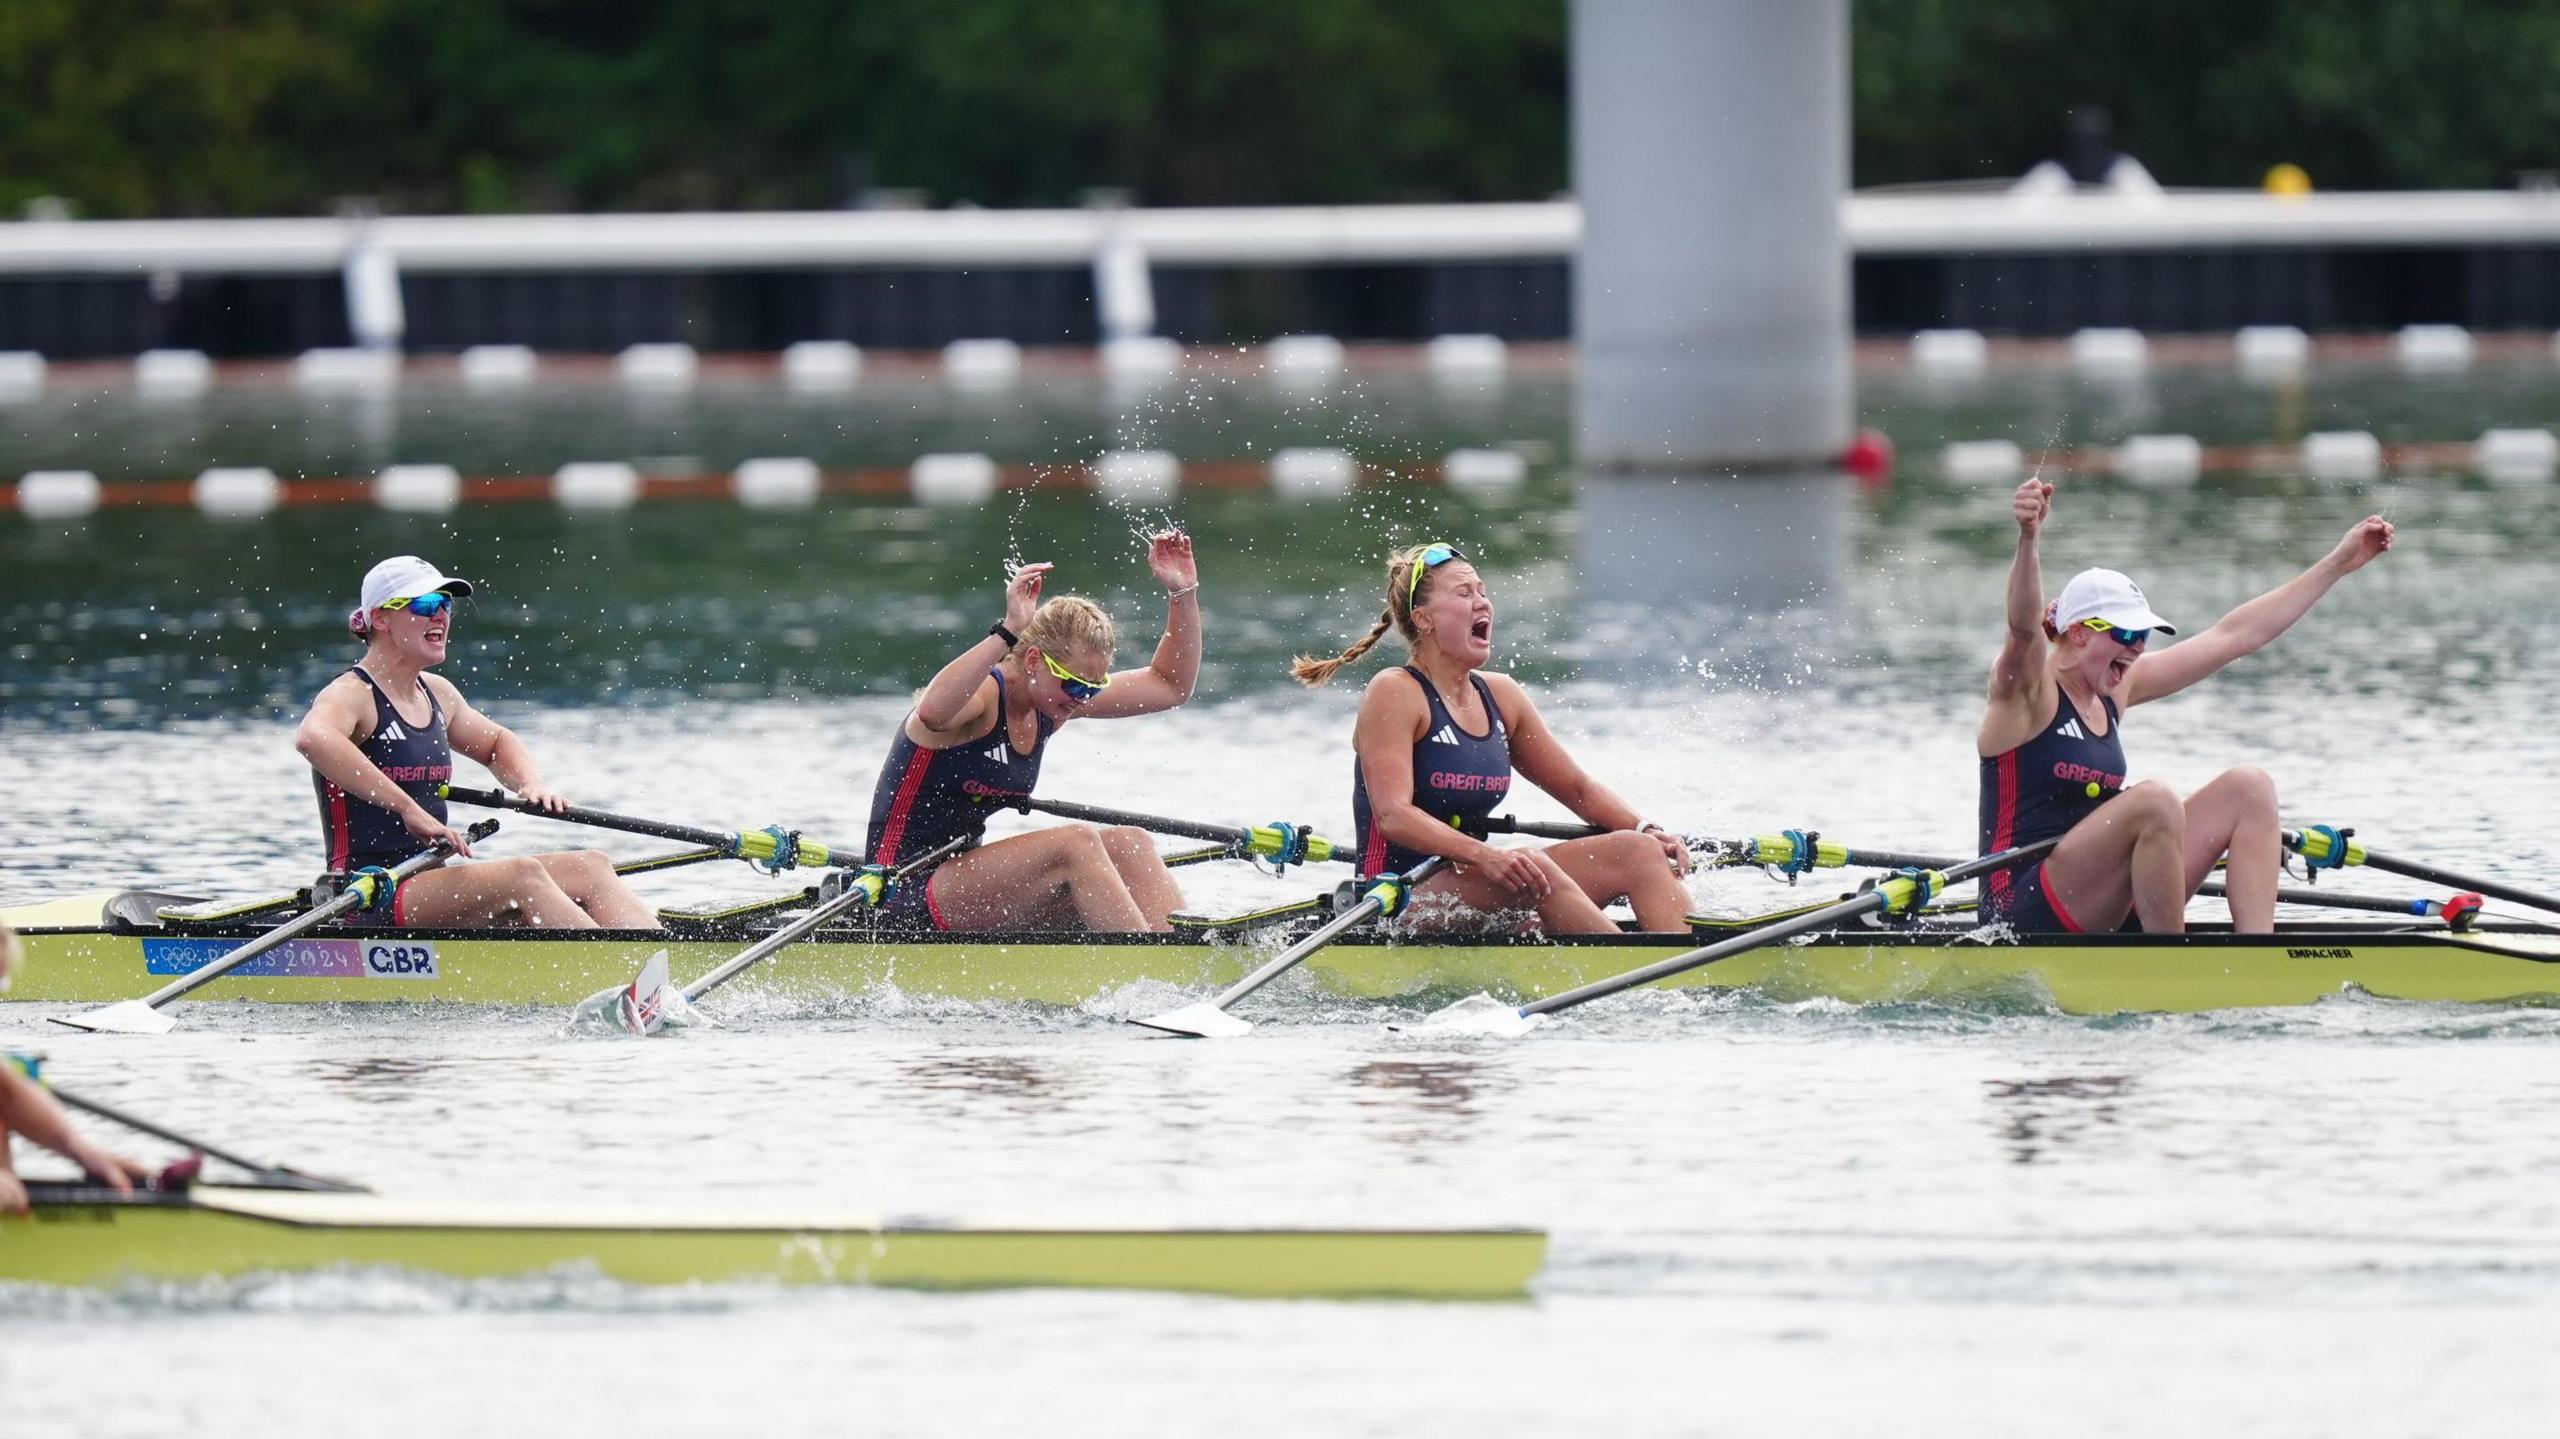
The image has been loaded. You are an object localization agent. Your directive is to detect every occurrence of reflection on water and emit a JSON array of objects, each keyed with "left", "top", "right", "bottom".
[
  {"left": 1983, "top": 1073, "right": 2138, "bottom": 1165},
  {"left": 895, "top": 1053, "right": 1075, "bottom": 1118},
  {"left": 1348, "top": 1057, "right": 1499, "bottom": 1153}
]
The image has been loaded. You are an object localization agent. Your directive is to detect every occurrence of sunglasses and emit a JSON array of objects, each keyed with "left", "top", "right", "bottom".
[
  {"left": 381, "top": 591, "right": 460, "bottom": 620},
  {"left": 2079, "top": 617, "right": 2150, "bottom": 647},
  {"left": 1039, "top": 649, "right": 1111, "bottom": 703},
  {"left": 1405, "top": 543, "right": 1470, "bottom": 609}
]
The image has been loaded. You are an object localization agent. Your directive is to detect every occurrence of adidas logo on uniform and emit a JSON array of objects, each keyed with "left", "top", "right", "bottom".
[
  {"left": 2056, "top": 718, "right": 2083, "bottom": 740},
  {"left": 381, "top": 720, "right": 408, "bottom": 741},
  {"left": 985, "top": 745, "right": 1009, "bottom": 763},
  {"left": 1427, "top": 724, "right": 1461, "bottom": 746}
]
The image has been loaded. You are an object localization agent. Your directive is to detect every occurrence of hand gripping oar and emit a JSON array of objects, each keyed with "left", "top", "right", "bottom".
[
  {"left": 1133, "top": 857, "right": 1445, "bottom": 1038},
  {"left": 1006, "top": 797, "right": 1340, "bottom": 871},
  {"left": 53, "top": 819, "right": 499, "bottom": 1035},
  {"left": 574, "top": 835, "right": 971, "bottom": 1035},
  {"left": 2287, "top": 825, "right": 2560, "bottom": 920},
  {"left": 1420, "top": 840, "right": 2061, "bottom": 1038},
  {"left": 5, "top": 1058, "right": 367, "bottom": 1192},
  {"left": 441, "top": 784, "right": 848, "bottom": 874}
]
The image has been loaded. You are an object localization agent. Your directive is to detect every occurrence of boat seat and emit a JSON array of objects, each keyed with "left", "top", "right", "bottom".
[{"left": 101, "top": 890, "right": 209, "bottom": 933}]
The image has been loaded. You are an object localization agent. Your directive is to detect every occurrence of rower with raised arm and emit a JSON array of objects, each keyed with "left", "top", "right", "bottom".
[
  {"left": 1978, "top": 480, "right": 2393, "bottom": 934},
  {"left": 1, "top": 923, "right": 148, "bottom": 1215},
  {"left": 863, "top": 531, "right": 1203, "bottom": 932},
  {"left": 1293, "top": 543, "right": 1692, "bottom": 933},
  {"left": 294, "top": 556, "right": 661, "bottom": 930}
]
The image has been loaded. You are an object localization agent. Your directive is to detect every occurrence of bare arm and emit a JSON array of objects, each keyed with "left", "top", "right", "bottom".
[
  {"left": 294, "top": 677, "right": 475, "bottom": 853},
  {"left": 913, "top": 563, "right": 1045, "bottom": 737},
  {"left": 2123, "top": 516, "right": 2395, "bottom": 708},
  {"left": 1083, "top": 531, "right": 1201, "bottom": 720},
  {"left": 431, "top": 676, "right": 558, "bottom": 809},
  {"left": 1979, "top": 478, "right": 2058, "bottom": 755},
  {"left": 1495, "top": 677, "right": 1689, "bottom": 872},
  {"left": 0, "top": 1064, "right": 146, "bottom": 1207}
]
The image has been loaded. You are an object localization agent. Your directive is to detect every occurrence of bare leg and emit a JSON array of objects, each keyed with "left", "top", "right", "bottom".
[
  {"left": 1096, "top": 826, "right": 1184, "bottom": 931},
  {"left": 1543, "top": 831, "right": 1693, "bottom": 932},
  {"left": 394, "top": 857, "right": 598, "bottom": 929},
  {"left": 1409, "top": 848, "right": 1621, "bottom": 935},
  {"left": 533, "top": 850, "right": 662, "bottom": 929},
  {"left": 2039, "top": 780, "right": 2190, "bottom": 934},
  {"left": 924, "top": 827, "right": 1151, "bottom": 933},
  {"left": 2180, "top": 766, "right": 2281, "bottom": 933}
]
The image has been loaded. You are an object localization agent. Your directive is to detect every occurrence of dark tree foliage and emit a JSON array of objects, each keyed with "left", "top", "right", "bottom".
[{"left": 0, "top": 1, "right": 2548, "bottom": 218}]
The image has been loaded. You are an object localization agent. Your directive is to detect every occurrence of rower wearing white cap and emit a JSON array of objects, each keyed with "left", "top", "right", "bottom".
[
  {"left": 1978, "top": 480, "right": 2393, "bottom": 934},
  {"left": 293, "top": 556, "right": 660, "bottom": 930}
]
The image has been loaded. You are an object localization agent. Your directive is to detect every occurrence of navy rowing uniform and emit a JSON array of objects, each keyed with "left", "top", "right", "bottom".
[
  {"left": 313, "top": 668, "right": 454, "bottom": 924},
  {"left": 1353, "top": 666, "right": 1513, "bottom": 876},
  {"left": 1979, "top": 690, "right": 2127, "bottom": 932},
  {"left": 865, "top": 668, "right": 1055, "bottom": 928}
]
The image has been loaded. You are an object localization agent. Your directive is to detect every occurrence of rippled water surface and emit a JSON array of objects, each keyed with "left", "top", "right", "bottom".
[{"left": 5, "top": 355, "right": 2560, "bottom": 1437}]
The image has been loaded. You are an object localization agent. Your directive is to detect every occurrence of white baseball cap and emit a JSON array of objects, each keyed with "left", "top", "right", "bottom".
[
  {"left": 359, "top": 555, "right": 474, "bottom": 612},
  {"left": 2050, "top": 568, "right": 2176, "bottom": 635}
]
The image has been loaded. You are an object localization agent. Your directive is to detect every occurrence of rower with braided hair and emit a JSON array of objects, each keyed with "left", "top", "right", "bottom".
[{"left": 1295, "top": 542, "right": 1692, "bottom": 933}]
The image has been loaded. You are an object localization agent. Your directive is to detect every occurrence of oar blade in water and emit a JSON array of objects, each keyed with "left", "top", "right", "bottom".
[
  {"left": 571, "top": 951, "right": 674, "bottom": 1036},
  {"left": 1128, "top": 1002, "right": 1254, "bottom": 1039},
  {"left": 50, "top": 1000, "right": 176, "bottom": 1036},
  {"left": 1410, "top": 992, "right": 1544, "bottom": 1038}
]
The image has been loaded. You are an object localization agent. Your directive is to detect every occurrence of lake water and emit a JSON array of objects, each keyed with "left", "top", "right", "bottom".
[{"left": 4, "top": 353, "right": 2558, "bottom": 1436}]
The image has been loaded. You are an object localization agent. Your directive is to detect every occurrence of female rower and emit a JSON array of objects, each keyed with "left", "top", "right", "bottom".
[
  {"left": 2, "top": 922, "right": 148, "bottom": 1215},
  {"left": 294, "top": 555, "right": 660, "bottom": 930},
  {"left": 1979, "top": 479, "right": 2393, "bottom": 934},
  {"left": 1293, "top": 542, "right": 1692, "bottom": 933},
  {"left": 864, "top": 531, "right": 1202, "bottom": 932}
]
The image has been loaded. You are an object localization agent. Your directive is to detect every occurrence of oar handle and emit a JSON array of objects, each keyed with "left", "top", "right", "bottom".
[
  {"left": 2285, "top": 826, "right": 2560, "bottom": 919},
  {"left": 1519, "top": 840, "right": 2057, "bottom": 1020},
  {"left": 680, "top": 835, "right": 971, "bottom": 1003},
  {"left": 46, "top": 1083, "right": 369, "bottom": 1193},
  {"left": 441, "top": 785, "right": 846, "bottom": 871},
  {"left": 1010, "top": 797, "right": 1340, "bottom": 867}
]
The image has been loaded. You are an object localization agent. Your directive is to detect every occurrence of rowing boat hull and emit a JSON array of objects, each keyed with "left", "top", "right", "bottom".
[
  {"left": 2, "top": 1185, "right": 1543, "bottom": 1299},
  {"left": 5, "top": 898, "right": 2557, "bottom": 1014}
]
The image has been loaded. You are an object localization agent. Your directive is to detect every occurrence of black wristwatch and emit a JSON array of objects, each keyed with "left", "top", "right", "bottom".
[{"left": 989, "top": 621, "right": 1018, "bottom": 646}]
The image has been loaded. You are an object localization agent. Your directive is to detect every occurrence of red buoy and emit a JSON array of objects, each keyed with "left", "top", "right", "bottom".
[{"left": 1843, "top": 427, "right": 1896, "bottom": 488}]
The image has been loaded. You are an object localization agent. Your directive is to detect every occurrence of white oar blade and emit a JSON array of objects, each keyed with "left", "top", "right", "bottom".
[
  {"left": 51, "top": 1001, "right": 176, "bottom": 1036},
  {"left": 1410, "top": 993, "right": 1544, "bottom": 1038},
  {"left": 569, "top": 950, "right": 673, "bottom": 1036},
  {"left": 1128, "top": 1002, "right": 1254, "bottom": 1039}
]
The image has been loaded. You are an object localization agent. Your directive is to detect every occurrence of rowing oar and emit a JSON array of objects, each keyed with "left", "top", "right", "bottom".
[
  {"left": 1006, "top": 797, "right": 1341, "bottom": 870},
  {"left": 442, "top": 784, "right": 849, "bottom": 874},
  {"left": 53, "top": 820, "right": 498, "bottom": 1035},
  {"left": 1133, "top": 857, "right": 1444, "bottom": 1039},
  {"left": 2287, "top": 825, "right": 2560, "bottom": 920},
  {"left": 1415, "top": 840, "right": 2061, "bottom": 1038},
  {"left": 574, "top": 835, "right": 971, "bottom": 1036},
  {"left": 4, "top": 1056, "right": 367, "bottom": 1193}
]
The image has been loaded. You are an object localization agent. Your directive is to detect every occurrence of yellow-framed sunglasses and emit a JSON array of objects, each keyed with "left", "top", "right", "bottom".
[
  {"left": 1406, "top": 542, "right": 1470, "bottom": 609},
  {"left": 1039, "top": 649, "right": 1111, "bottom": 703},
  {"left": 2079, "top": 617, "right": 2151, "bottom": 647}
]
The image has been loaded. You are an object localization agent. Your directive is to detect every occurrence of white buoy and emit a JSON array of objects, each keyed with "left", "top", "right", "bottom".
[
  {"left": 1100, "top": 336, "right": 1182, "bottom": 382},
  {"left": 912, "top": 452, "right": 999, "bottom": 505},
  {"left": 1426, "top": 334, "right": 1508, "bottom": 379},
  {"left": 2233, "top": 325, "right": 2310, "bottom": 376},
  {"left": 459, "top": 345, "right": 538, "bottom": 387},
  {"left": 134, "top": 349, "right": 213, "bottom": 396},
  {"left": 1094, "top": 450, "right": 1180, "bottom": 505},
  {"left": 2071, "top": 328, "right": 2149, "bottom": 375},
  {"left": 2301, "top": 431, "right": 2383, "bottom": 482},
  {"left": 552, "top": 461, "right": 642, "bottom": 509},
  {"left": 1442, "top": 448, "right": 1527, "bottom": 493},
  {"left": 1939, "top": 439, "right": 2025, "bottom": 483},
  {"left": 2114, "top": 435, "right": 2201, "bottom": 489},
  {"left": 0, "top": 352, "right": 47, "bottom": 395},
  {"left": 781, "top": 341, "right": 862, "bottom": 389},
  {"left": 942, "top": 339, "right": 1022, "bottom": 387},
  {"left": 17, "top": 469, "right": 99, "bottom": 519},
  {"left": 733, "top": 457, "right": 823, "bottom": 509},
  {"left": 293, "top": 347, "right": 400, "bottom": 389},
  {"left": 2476, "top": 428, "right": 2559, "bottom": 484},
  {"left": 2395, "top": 324, "right": 2473, "bottom": 371},
  {"left": 616, "top": 343, "right": 698, "bottom": 388},
  {"left": 375, "top": 464, "right": 462, "bottom": 513},
  {"left": 1909, "top": 329, "right": 1989, "bottom": 377},
  {"left": 1264, "top": 334, "right": 1345, "bottom": 383},
  {"left": 193, "top": 466, "right": 281, "bottom": 516},
  {"left": 1269, "top": 447, "right": 1357, "bottom": 498}
]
